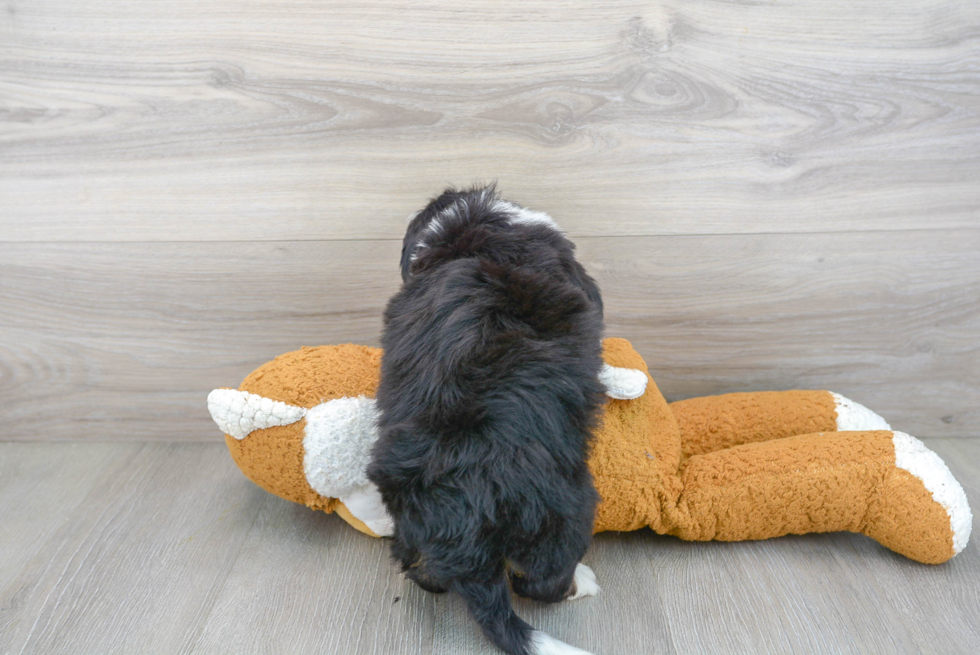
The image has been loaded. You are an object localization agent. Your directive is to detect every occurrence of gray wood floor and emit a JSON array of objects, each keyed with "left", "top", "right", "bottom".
[
  {"left": 0, "top": 439, "right": 978, "bottom": 655},
  {"left": 3, "top": 1, "right": 979, "bottom": 653}
]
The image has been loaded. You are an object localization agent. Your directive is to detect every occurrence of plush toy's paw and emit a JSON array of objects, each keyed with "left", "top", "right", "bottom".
[
  {"left": 567, "top": 563, "right": 600, "bottom": 600},
  {"left": 599, "top": 364, "right": 648, "bottom": 400},
  {"left": 863, "top": 431, "right": 972, "bottom": 564},
  {"left": 339, "top": 483, "right": 395, "bottom": 537},
  {"left": 892, "top": 432, "right": 972, "bottom": 557}
]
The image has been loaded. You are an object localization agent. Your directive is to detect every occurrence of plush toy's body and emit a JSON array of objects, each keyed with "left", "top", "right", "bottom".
[{"left": 208, "top": 339, "right": 971, "bottom": 565}]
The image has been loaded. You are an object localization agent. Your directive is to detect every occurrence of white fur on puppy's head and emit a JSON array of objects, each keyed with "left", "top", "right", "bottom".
[{"left": 494, "top": 199, "right": 564, "bottom": 233}]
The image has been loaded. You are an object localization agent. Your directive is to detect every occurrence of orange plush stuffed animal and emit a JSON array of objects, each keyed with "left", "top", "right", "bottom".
[{"left": 208, "top": 338, "right": 971, "bottom": 564}]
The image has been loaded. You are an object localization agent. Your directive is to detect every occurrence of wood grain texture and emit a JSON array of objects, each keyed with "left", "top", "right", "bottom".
[
  {"left": 0, "top": 442, "right": 134, "bottom": 593},
  {"left": 839, "top": 437, "right": 980, "bottom": 654},
  {"left": 0, "top": 443, "right": 267, "bottom": 655},
  {"left": 2, "top": 230, "right": 977, "bottom": 441},
  {"left": 190, "top": 495, "right": 434, "bottom": 655},
  {"left": 651, "top": 533, "right": 922, "bottom": 653},
  {"left": 1, "top": 1, "right": 978, "bottom": 240},
  {"left": 0, "top": 440, "right": 977, "bottom": 654}
]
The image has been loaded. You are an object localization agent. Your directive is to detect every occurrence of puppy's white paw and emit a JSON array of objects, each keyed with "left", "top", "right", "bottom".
[{"left": 567, "top": 563, "right": 599, "bottom": 601}]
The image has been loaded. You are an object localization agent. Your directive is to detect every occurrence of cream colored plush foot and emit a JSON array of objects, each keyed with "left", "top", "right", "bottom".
[
  {"left": 892, "top": 432, "right": 972, "bottom": 556},
  {"left": 831, "top": 392, "right": 891, "bottom": 431}
]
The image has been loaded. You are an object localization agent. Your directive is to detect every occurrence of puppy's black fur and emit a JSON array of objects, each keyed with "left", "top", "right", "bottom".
[{"left": 367, "top": 185, "right": 605, "bottom": 655}]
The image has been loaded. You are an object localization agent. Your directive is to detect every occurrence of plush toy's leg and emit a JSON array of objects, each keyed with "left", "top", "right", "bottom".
[
  {"left": 665, "top": 430, "right": 971, "bottom": 564},
  {"left": 669, "top": 390, "right": 890, "bottom": 459}
]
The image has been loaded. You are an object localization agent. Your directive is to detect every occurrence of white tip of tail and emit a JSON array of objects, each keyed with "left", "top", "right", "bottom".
[
  {"left": 831, "top": 392, "right": 891, "bottom": 431},
  {"left": 207, "top": 388, "right": 307, "bottom": 440},
  {"left": 893, "top": 432, "right": 973, "bottom": 556},
  {"left": 530, "top": 631, "right": 593, "bottom": 655},
  {"left": 599, "top": 364, "right": 648, "bottom": 400}
]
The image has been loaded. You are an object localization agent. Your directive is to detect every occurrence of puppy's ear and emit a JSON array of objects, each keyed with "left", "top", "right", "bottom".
[{"left": 400, "top": 212, "right": 428, "bottom": 282}]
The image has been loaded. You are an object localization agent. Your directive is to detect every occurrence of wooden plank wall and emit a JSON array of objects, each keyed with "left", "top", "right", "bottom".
[{"left": 2, "top": 1, "right": 978, "bottom": 440}]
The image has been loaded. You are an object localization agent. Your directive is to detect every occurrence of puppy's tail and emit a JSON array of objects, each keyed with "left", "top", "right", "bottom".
[{"left": 453, "top": 579, "right": 592, "bottom": 655}]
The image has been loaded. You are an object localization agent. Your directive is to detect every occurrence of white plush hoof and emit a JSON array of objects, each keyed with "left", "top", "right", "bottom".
[
  {"left": 831, "top": 392, "right": 891, "bottom": 431},
  {"left": 893, "top": 432, "right": 972, "bottom": 556}
]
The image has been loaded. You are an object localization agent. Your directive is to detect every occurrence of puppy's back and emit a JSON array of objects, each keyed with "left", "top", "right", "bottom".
[{"left": 369, "top": 187, "right": 604, "bottom": 655}]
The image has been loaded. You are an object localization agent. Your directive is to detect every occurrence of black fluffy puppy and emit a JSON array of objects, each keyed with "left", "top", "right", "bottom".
[{"left": 367, "top": 185, "right": 605, "bottom": 655}]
